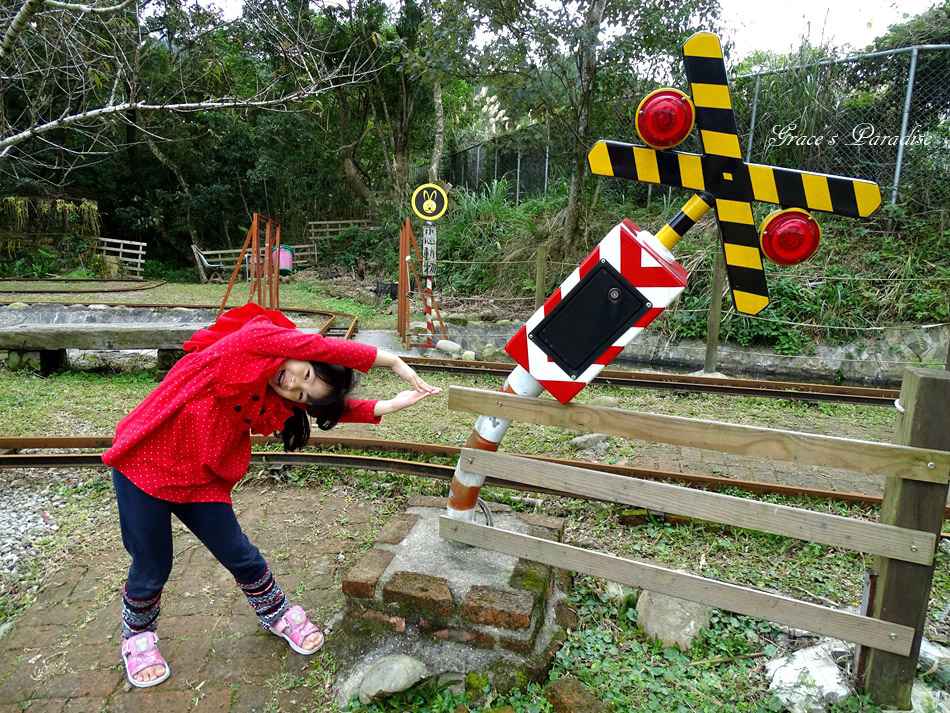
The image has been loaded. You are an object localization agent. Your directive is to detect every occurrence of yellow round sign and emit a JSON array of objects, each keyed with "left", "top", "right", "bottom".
[{"left": 411, "top": 183, "right": 448, "bottom": 221}]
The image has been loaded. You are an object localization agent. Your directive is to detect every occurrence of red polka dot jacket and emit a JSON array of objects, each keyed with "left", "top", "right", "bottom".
[{"left": 102, "top": 304, "right": 380, "bottom": 503}]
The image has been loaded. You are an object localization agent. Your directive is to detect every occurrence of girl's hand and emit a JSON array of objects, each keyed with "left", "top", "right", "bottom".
[
  {"left": 375, "top": 388, "right": 443, "bottom": 416},
  {"left": 391, "top": 358, "right": 438, "bottom": 394}
]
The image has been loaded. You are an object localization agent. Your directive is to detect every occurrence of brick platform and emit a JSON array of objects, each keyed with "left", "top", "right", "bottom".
[{"left": 330, "top": 497, "right": 573, "bottom": 704}]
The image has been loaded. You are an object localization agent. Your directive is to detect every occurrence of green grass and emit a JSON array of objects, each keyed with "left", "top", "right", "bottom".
[{"left": 0, "top": 345, "right": 940, "bottom": 713}]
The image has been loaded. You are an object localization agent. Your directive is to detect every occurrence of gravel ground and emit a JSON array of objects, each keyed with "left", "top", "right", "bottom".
[
  {"left": 0, "top": 471, "right": 67, "bottom": 578},
  {"left": 0, "top": 467, "right": 112, "bottom": 582}
]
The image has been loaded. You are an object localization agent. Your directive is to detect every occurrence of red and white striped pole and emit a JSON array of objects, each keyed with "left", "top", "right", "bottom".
[{"left": 445, "top": 365, "right": 543, "bottom": 520}]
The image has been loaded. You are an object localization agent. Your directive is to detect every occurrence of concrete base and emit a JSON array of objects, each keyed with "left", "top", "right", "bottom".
[{"left": 330, "top": 496, "right": 575, "bottom": 707}]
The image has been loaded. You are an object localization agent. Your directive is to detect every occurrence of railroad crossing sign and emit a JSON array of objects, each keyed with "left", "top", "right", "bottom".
[
  {"left": 588, "top": 32, "right": 882, "bottom": 315},
  {"left": 505, "top": 219, "right": 688, "bottom": 404},
  {"left": 411, "top": 183, "right": 448, "bottom": 221}
]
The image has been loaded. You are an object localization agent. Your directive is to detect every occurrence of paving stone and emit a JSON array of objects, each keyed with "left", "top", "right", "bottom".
[
  {"left": 163, "top": 636, "right": 213, "bottom": 687},
  {"left": 376, "top": 513, "right": 419, "bottom": 544},
  {"left": 14, "top": 700, "right": 66, "bottom": 713},
  {"left": 63, "top": 698, "right": 109, "bottom": 713},
  {"left": 106, "top": 689, "right": 196, "bottom": 712},
  {"left": 0, "top": 662, "right": 38, "bottom": 705},
  {"left": 228, "top": 685, "right": 274, "bottom": 713},
  {"left": 190, "top": 686, "right": 234, "bottom": 712},
  {"left": 61, "top": 643, "right": 118, "bottom": 671},
  {"left": 70, "top": 567, "right": 111, "bottom": 603},
  {"left": 461, "top": 586, "right": 533, "bottom": 629},
  {"left": 0, "top": 624, "right": 62, "bottom": 652},
  {"left": 342, "top": 547, "right": 395, "bottom": 598},
  {"left": 33, "top": 668, "right": 122, "bottom": 700},
  {"left": 309, "top": 536, "right": 348, "bottom": 554},
  {"left": 34, "top": 570, "right": 84, "bottom": 606},
  {"left": 382, "top": 571, "right": 454, "bottom": 618},
  {"left": 206, "top": 636, "right": 284, "bottom": 683}
]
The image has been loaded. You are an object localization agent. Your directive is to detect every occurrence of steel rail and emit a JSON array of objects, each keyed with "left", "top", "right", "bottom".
[
  {"left": 401, "top": 357, "right": 899, "bottom": 406},
  {"left": 4, "top": 435, "right": 945, "bottom": 518}
]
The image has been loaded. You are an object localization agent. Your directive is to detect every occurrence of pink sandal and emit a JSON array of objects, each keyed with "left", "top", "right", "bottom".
[
  {"left": 121, "top": 631, "right": 170, "bottom": 688},
  {"left": 269, "top": 605, "right": 324, "bottom": 655}
]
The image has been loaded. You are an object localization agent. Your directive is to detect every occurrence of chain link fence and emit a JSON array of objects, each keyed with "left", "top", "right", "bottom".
[
  {"left": 425, "top": 45, "right": 949, "bottom": 215},
  {"left": 732, "top": 45, "right": 950, "bottom": 213}
]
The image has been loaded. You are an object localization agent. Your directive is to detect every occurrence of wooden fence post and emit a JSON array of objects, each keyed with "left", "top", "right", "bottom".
[
  {"left": 863, "top": 367, "right": 950, "bottom": 707},
  {"left": 534, "top": 244, "right": 548, "bottom": 309}
]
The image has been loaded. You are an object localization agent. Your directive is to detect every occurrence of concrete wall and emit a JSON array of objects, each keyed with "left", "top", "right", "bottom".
[{"left": 423, "top": 319, "right": 950, "bottom": 388}]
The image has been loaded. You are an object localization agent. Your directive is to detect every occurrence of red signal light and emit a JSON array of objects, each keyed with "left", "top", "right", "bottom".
[
  {"left": 759, "top": 208, "right": 822, "bottom": 266},
  {"left": 635, "top": 89, "right": 696, "bottom": 150}
]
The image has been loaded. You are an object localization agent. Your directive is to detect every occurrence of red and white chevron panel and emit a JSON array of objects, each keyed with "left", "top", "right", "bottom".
[{"left": 505, "top": 219, "right": 688, "bottom": 404}]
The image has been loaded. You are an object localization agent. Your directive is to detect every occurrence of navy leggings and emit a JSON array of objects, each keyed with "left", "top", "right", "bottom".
[{"left": 112, "top": 469, "right": 276, "bottom": 636}]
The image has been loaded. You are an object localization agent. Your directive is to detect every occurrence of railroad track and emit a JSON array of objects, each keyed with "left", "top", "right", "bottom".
[
  {"left": 402, "top": 357, "right": 899, "bottom": 407},
  {"left": 4, "top": 435, "right": 943, "bottom": 518},
  {"left": 1, "top": 299, "right": 895, "bottom": 404}
]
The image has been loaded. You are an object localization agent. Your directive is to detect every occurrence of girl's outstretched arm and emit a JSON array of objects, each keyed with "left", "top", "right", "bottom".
[
  {"left": 373, "top": 389, "right": 441, "bottom": 416},
  {"left": 372, "top": 350, "right": 438, "bottom": 393}
]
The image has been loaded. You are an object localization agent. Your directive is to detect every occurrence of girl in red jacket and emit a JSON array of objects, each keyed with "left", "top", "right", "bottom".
[{"left": 102, "top": 304, "right": 439, "bottom": 688}]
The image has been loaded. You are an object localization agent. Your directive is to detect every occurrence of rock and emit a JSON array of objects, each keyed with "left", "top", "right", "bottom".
[
  {"left": 543, "top": 677, "right": 610, "bottom": 713},
  {"left": 482, "top": 345, "right": 500, "bottom": 360},
  {"left": 358, "top": 654, "right": 429, "bottom": 704},
  {"left": 766, "top": 640, "right": 852, "bottom": 713},
  {"left": 445, "top": 314, "right": 469, "bottom": 326},
  {"left": 939, "top": 539, "right": 950, "bottom": 558},
  {"left": 436, "top": 339, "right": 463, "bottom": 355},
  {"left": 462, "top": 351, "right": 476, "bottom": 361},
  {"left": 919, "top": 638, "right": 950, "bottom": 690},
  {"left": 604, "top": 582, "right": 626, "bottom": 607},
  {"left": 636, "top": 590, "right": 713, "bottom": 650},
  {"left": 879, "top": 681, "right": 950, "bottom": 713},
  {"left": 569, "top": 433, "right": 607, "bottom": 450},
  {"left": 589, "top": 396, "right": 620, "bottom": 409}
]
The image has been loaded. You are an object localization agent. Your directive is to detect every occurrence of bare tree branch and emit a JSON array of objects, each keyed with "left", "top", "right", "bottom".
[
  {"left": 44, "top": 0, "right": 135, "bottom": 14},
  {"left": 0, "top": 0, "right": 46, "bottom": 60}
]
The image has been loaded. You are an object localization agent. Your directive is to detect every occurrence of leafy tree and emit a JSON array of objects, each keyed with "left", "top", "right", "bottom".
[{"left": 469, "top": 0, "right": 722, "bottom": 245}]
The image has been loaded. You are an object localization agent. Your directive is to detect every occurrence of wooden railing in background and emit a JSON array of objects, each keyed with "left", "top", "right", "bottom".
[
  {"left": 96, "top": 237, "right": 146, "bottom": 278},
  {"left": 306, "top": 219, "right": 370, "bottom": 241}
]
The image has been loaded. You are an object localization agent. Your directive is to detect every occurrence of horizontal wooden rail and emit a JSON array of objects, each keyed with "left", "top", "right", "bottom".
[
  {"left": 448, "top": 387, "right": 950, "bottom": 484},
  {"left": 440, "top": 517, "right": 915, "bottom": 656},
  {"left": 458, "top": 449, "right": 935, "bottom": 565}
]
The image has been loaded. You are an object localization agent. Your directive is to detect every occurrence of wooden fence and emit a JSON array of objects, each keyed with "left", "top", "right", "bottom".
[
  {"left": 306, "top": 219, "right": 371, "bottom": 241},
  {"left": 191, "top": 242, "right": 318, "bottom": 283},
  {"left": 442, "top": 367, "right": 950, "bottom": 707},
  {"left": 96, "top": 237, "right": 145, "bottom": 278}
]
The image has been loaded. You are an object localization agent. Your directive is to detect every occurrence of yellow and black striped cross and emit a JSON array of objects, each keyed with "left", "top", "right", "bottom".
[{"left": 588, "top": 32, "right": 881, "bottom": 315}]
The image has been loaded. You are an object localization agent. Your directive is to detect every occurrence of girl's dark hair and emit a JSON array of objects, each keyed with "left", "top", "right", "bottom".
[{"left": 279, "top": 362, "right": 355, "bottom": 452}]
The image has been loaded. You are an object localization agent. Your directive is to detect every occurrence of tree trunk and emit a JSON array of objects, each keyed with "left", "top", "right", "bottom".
[
  {"left": 334, "top": 86, "right": 375, "bottom": 208},
  {"left": 428, "top": 78, "right": 444, "bottom": 183},
  {"left": 562, "top": 0, "right": 607, "bottom": 245}
]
